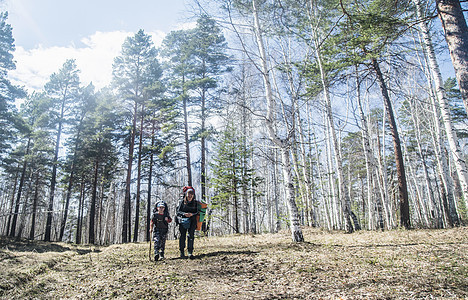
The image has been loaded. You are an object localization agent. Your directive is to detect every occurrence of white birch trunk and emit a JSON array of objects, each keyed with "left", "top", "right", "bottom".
[
  {"left": 414, "top": 0, "right": 468, "bottom": 209},
  {"left": 324, "top": 113, "right": 339, "bottom": 229},
  {"left": 251, "top": 0, "right": 303, "bottom": 242},
  {"left": 312, "top": 128, "right": 331, "bottom": 230},
  {"left": 356, "top": 72, "right": 381, "bottom": 230},
  {"left": 316, "top": 47, "right": 354, "bottom": 232}
]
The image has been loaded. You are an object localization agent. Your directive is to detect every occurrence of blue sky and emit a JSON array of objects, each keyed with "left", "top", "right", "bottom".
[
  {"left": 1, "top": 0, "right": 460, "bottom": 94},
  {"left": 3, "top": 0, "right": 193, "bottom": 91}
]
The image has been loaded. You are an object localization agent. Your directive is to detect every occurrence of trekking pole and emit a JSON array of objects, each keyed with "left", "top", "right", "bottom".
[{"left": 149, "top": 230, "right": 152, "bottom": 261}]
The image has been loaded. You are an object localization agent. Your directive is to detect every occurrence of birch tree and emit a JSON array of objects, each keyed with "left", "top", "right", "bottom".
[
  {"left": 414, "top": 0, "right": 468, "bottom": 212},
  {"left": 250, "top": 0, "right": 304, "bottom": 241}
]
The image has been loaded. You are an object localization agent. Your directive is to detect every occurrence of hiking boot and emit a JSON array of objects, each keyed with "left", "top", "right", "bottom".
[
  {"left": 180, "top": 251, "right": 187, "bottom": 258},
  {"left": 159, "top": 252, "right": 164, "bottom": 260},
  {"left": 188, "top": 252, "right": 194, "bottom": 259},
  {"left": 154, "top": 254, "right": 159, "bottom": 261}
]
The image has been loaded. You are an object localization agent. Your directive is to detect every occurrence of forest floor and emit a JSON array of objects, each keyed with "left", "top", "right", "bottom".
[{"left": 0, "top": 227, "right": 467, "bottom": 299}]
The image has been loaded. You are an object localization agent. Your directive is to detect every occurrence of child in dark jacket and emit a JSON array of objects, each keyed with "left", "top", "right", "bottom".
[{"left": 150, "top": 201, "right": 172, "bottom": 261}]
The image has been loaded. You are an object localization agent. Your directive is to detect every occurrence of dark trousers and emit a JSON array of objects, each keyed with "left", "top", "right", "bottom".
[
  {"left": 153, "top": 229, "right": 168, "bottom": 255},
  {"left": 179, "top": 220, "right": 196, "bottom": 253}
]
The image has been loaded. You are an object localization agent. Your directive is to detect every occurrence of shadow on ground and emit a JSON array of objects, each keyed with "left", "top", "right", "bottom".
[
  {"left": 196, "top": 250, "right": 258, "bottom": 259},
  {"left": 0, "top": 236, "right": 96, "bottom": 254}
]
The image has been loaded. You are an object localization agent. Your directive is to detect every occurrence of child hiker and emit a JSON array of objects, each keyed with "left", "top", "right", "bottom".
[{"left": 150, "top": 201, "right": 172, "bottom": 261}]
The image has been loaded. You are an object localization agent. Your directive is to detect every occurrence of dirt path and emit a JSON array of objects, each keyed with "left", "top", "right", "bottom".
[{"left": 1, "top": 227, "right": 467, "bottom": 299}]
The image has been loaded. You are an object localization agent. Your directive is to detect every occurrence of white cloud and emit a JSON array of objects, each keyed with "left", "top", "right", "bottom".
[{"left": 9, "top": 30, "right": 166, "bottom": 93}]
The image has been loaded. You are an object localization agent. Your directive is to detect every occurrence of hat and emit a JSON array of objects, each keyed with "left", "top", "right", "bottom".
[
  {"left": 157, "top": 202, "right": 165, "bottom": 208},
  {"left": 183, "top": 186, "right": 195, "bottom": 194}
]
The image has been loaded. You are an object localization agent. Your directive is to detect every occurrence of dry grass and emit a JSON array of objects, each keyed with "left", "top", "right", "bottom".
[{"left": 0, "top": 227, "right": 467, "bottom": 299}]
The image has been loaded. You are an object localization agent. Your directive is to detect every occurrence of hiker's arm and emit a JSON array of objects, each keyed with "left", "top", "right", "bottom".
[
  {"left": 150, "top": 220, "right": 154, "bottom": 232},
  {"left": 176, "top": 200, "right": 185, "bottom": 217}
]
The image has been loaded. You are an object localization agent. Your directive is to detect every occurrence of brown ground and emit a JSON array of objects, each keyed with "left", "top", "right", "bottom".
[{"left": 0, "top": 227, "right": 467, "bottom": 299}]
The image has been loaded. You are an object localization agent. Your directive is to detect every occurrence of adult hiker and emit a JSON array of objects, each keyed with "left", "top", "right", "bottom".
[
  {"left": 150, "top": 201, "right": 172, "bottom": 261},
  {"left": 176, "top": 186, "right": 199, "bottom": 259}
]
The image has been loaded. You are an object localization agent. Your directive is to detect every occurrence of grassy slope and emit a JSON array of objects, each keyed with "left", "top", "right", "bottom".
[{"left": 0, "top": 227, "right": 467, "bottom": 299}]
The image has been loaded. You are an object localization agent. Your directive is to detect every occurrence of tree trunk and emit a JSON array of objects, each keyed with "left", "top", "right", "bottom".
[
  {"left": 59, "top": 121, "right": 84, "bottom": 241},
  {"left": 10, "top": 138, "right": 31, "bottom": 237},
  {"left": 76, "top": 181, "right": 85, "bottom": 244},
  {"left": 416, "top": 0, "right": 468, "bottom": 211},
  {"left": 183, "top": 75, "right": 192, "bottom": 186},
  {"left": 273, "top": 148, "right": 281, "bottom": 233},
  {"left": 250, "top": 152, "right": 257, "bottom": 234},
  {"left": 375, "top": 110, "right": 394, "bottom": 229},
  {"left": 436, "top": 0, "right": 468, "bottom": 112},
  {"left": 201, "top": 85, "right": 207, "bottom": 204},
  {"left": 146, "top": 120, "right": 156, "bottom": 242},
  {"left": 371, "top": 58, "right": 410, "bottom": 229},
  {"left": 122, "top": 101, "right": 138, "bottom": 243},
  {"left": 45, "top": 98, "right": 67, "bottom": 242},
  {"left": 29, "top": 172, "right": 40, "bottom": 240},
  {"left": 251, "top": 0, "right": 303, "bottom": 242},
  {"left": 89, "top": 158, "right": 99, "bottom": 244},
  {"left": 316, "top": 44, "right": 356, "bottom": 232},
  {"left": 356, "top": 71, "right": 379, "bottom": 230},
  {"left": 241, "top": 94, "right": 251, "bottom": 233},
  {"left": 5, "top": 170, "right": 18, "bottom": 236},
  {"left": 59, "top": 162, "right": 75, "bottom": 241},
  {"left": 408, "top": 96, "right": 437, "bottom": 227},
  {"left": 133, "top": 104, "right": 145, "bottom": 243}
]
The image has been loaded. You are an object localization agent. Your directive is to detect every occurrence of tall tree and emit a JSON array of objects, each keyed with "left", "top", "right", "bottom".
[
  {"left": 335, "top": 0, "right": 412, "bottom": 228},
  {"left": 59, "top": 83, "right": 96, "bottom": 241},
  {"left": 0, "top": 12, "right": 26, "bottom": 160},
  {"left": 112, "top": 29, "right": 159, "bottom": 243},
  {"left": 144, "top": 81, "right": 175, "bottom": 242},
  {"left": 43, "top": 59, "right": 81, "bottom": 241},
  {"left": 191, "top": 15, "right": 232, "bottom": 202},
  {"left": 161, "top": 30, "right": 196, "bottom": 186},
  {"left": 413, "top": 0, "right": 467, "bottom": 220},
  {"left": 80, "top": 91, "right": 119, "bottom": 244},
  {"left": 20, "top": 92, "right": 55, "bottom": 240},
  {"left": 251, "top": 0, "right": 304, "bottom": 241}
]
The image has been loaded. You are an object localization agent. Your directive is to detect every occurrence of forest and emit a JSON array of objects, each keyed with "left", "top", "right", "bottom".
[{"left": 0, "top": 0, "right": 467, "bottom": 245}]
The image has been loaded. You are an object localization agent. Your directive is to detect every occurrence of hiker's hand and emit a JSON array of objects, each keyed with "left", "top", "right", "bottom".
[{"left": 185, "top": 213, "right": 193, "bottom": 217}]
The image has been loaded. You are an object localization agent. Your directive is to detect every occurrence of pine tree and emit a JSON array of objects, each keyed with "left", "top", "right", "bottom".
[
  {"left": 43, "top": 59, "right": 81, "bottom": 241},
  {"left": 190, "top": 15, "right": 232, "bottom": 202},
  {"left": 210, "top": 123, "right": 261, "bottom": 233},
  {"left": 161, "top": 29, "right": 196, "bottom": 186},
  {"left": 112, "top": 29, "right": 160, "bottom": 243},
  {"left": 79, "top": 90, "right": 119, "bottom": 244},
  {"left": 327, "top": 0, "right": 413, "bottom": 229},
  {"left": 0, "top": 12, "right": 26, "bottom": 160}
]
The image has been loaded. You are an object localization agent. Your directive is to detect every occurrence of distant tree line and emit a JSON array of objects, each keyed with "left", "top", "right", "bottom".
[{"left": 0, "top": 0, "right": 467, "bottom": 244}]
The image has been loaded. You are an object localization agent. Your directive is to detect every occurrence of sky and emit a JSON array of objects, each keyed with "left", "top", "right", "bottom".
[
  {"left": 3, "top": 0, "right": 193, "bottom": 92},
  {"left": 1, "top": 0, "right": 461, "bottom": 95}
]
